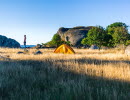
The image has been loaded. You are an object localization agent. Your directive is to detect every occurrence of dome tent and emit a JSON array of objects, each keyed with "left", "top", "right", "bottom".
[{"left": 54, "top": 44, "right": 75, "bottom": 54}]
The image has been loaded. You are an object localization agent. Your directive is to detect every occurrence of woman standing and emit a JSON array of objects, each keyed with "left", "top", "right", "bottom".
[{"left": 24, "top": 35, "right": 26, "bottom": 48}]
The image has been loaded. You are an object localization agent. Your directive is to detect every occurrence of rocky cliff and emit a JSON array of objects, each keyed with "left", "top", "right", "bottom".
[
  {"left": 57, "top": 26, "right": 94, "bottom": 46},
  {"left": 0, "top": 35, "right": 20, "bottom": 48}
]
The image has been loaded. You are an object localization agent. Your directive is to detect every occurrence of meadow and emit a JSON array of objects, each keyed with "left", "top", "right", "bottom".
[{"left": 0, "top": 48, "right": 130, "bottom": 100}]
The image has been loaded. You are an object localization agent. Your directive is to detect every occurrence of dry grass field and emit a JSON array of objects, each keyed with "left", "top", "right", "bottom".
[{"left": 0, "top": 48, "right": 130, "bottom": 100}]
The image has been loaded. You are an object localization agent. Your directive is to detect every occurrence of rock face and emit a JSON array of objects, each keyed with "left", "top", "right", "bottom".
[
  {"left": 34, "top": 50, "right": 42, "bottom": 55},
  {"left": 17, "top": 51, "right": 24, "bottom": 54},
  {"left": 0, "top": 35, "right": 20, "bottom": 48},
  {"left": 125, "top": 45, "right": 130, "bottom": 56},
  {"left": 57, "top": 26, "right": 94, "bottom": 46},
  {"left": 90, "top": 45, "right": 99, "bottom": 49}
]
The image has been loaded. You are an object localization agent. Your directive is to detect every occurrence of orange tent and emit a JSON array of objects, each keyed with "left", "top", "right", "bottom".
[{"left": 54, "top": 44, "right": 75, "bottom": 54}]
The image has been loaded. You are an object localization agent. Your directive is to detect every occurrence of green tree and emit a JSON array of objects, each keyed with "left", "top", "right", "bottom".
[
  {"left": 106, "top": 22, "right": 128, "bottom": 35},
  {"left": 44, "top": 34, "right": 62, "bottom": 47},
  {"left": 51, "top": 34, "right": 62, "bottom": 47},
  {"left": 107, "top": 22, "right": 128, "bottom": 29},
  {"left": 103, "top": 34, "right": 113, "bottom": 47},
  {"left": 44, "top": 34, "right": 72, "bottom": 47},
  {"left": 106, "top": 22, "right": 129, "bottom": 46},
  {"left": 82, "top": 26, "right": 108, "bottom": 49},
  {"left": 81, "top": 38, "right": 88, "bottom": 45},
  {"left": 112, "top": 27, "right": 129, "bottom": 46},
  {"left": 64, "top": 41, "right": 71, "bottom": 46},
  {"left": 126, "top": 40, "right": 130, "bottom": 46}
]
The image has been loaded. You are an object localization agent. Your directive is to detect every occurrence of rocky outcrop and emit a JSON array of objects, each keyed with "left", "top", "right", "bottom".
[
  {"left": 17, "top": 51, "right": 24, "bottom": 54},
  {"left": 0, "top": 35, "right": 20, "bottom": 48},
  {"left": 57, "top": 26, "right": 94, "bottom": 46},
  {"left": 90, "top": 45, "right": 99, "bottom": 49},
  {"left": 125, "top": 45, "right": 130, "bottom": 56},
  {"left": 34, "top": 50, "right": 42, "bottom": 55}
]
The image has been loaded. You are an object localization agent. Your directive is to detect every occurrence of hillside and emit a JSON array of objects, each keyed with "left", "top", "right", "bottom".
[{"left": 0, "top": 35, "right": 20, "bottom": 48}]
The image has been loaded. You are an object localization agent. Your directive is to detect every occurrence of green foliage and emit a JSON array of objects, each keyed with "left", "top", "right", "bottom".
[
  {"left": 51, "top": 34, "right": 61, "bottom": 46},
  {"left": 47, "top": 22, "right": 130, "bottom": 48},
  {"left": 46, "top": 41, "right": 55, "bottom": 47},
  {"left": 126, "top": 40, "right": 130, "bottom": 46},
  {"left": 107, "top": 27, "right": 115, "bottom": 35},
  {"left": 81, "top": 38, "right": 88, "bottom": 45},
  {"left": 44, "top": 34, "right": 72, "bottom": 47},
  {"left": 103, "top": 34, "right": 114, "bottom": 47},
  {"left": 44, "top": 34, "right": 63, "bottom": 47},
  {"left": 52, "top": 34, "right": 61, "bottom": 42},
  {"left": 82, "top": 26, "right": 108, "bottom": 49},
  {"left": 107, "top": 22, "right": 128, "bottom": 29},
  {"left": 112, "top": 27, "right": 129, "bottom": 45},
  {"left": 64, "top": 41, "right": 71, "bottom": 46},
  {"left": 106, "top": 22, "right": 129, "bottom": 46},
  {"left": 106, "top": 22, "right": 128, "bottom": 35}
]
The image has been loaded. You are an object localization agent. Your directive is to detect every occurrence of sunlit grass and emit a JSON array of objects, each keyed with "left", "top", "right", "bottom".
[{"left": 0, "top": 48, "right": 130, "bottom": 100}]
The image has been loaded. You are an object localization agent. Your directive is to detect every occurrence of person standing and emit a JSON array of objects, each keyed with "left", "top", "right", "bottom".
[{"left": 24, "top": 35, "right": 26, "bottom": 48}]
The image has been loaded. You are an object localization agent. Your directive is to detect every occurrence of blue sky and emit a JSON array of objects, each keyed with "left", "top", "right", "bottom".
[{"left": 0, "top": 0, "right": 130, "bottom": 45}]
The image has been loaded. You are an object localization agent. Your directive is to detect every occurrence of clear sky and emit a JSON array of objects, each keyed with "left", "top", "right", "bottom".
[{"left": 0, "top": 0, "right": 130, "bottom": 45}]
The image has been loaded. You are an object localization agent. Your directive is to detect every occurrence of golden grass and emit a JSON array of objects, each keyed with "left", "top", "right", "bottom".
[
  {"left": 0, "top": 48, "right": 130, "bottom": 82},
  {"left": 0, "top": 48, "right": 130, "bottom": 99}
]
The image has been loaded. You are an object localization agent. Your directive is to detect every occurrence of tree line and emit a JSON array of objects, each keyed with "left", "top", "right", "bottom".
[
  {"left": 43, "top": 22, "right": 130, "bottom": 48},
  {"left": 81, "top": 22, "right": 130, "bottom": 49}
]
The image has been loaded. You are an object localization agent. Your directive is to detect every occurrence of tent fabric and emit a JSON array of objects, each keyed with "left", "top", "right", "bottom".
[{"left": 54, "top": 44, "right": 75, "bottom": 54}]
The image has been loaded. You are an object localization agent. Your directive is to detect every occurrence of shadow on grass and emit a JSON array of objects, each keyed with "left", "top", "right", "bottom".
[
  {"left": 0, "top": 59, "right": 130, "bottom": 100},
  {"left": 55, "top": 57, "right": 130, "bottom": 65}
]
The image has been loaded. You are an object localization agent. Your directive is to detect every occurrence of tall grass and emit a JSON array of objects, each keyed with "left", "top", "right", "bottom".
[{"left": 0, "top": 48, "right": 130, "bottom": 100}]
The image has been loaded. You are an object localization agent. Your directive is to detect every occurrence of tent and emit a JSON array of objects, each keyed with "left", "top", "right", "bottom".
[
  {"left": 89, "top": 45, "right": 99, "bottom": 49},
  {"left": 54, "top": 44, "right": 75, "bottom": 54}
]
